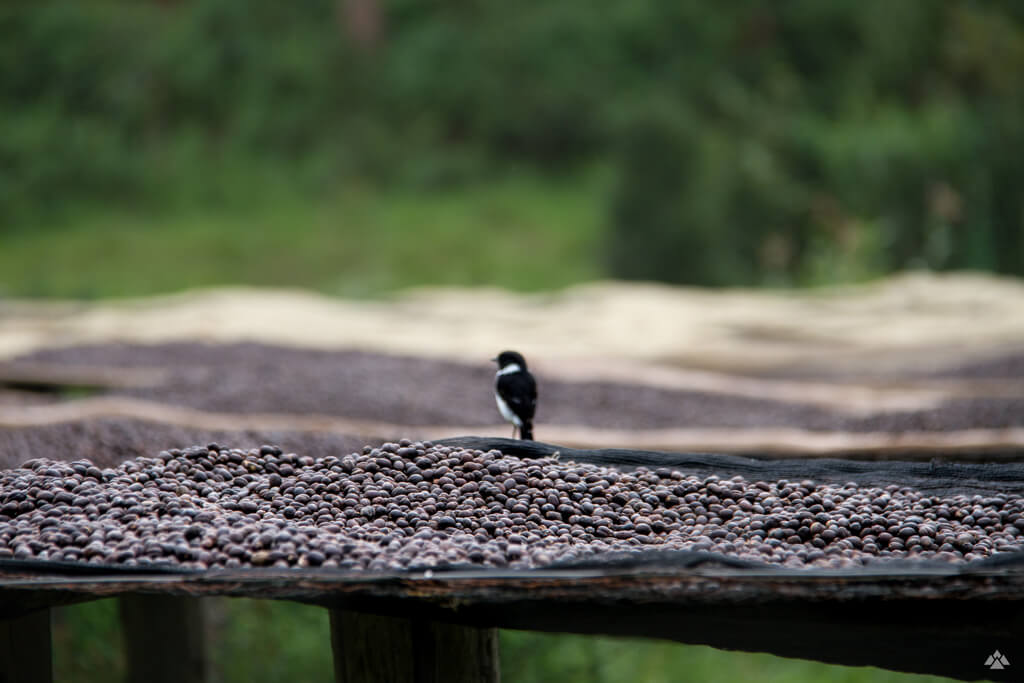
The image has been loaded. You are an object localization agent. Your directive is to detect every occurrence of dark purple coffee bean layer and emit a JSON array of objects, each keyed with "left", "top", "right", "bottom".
[
  {"left": 11, "top": 342, "right": 1024, "bottom": 432},
  {"left": 1, "top": 441, "right": 1022, "bottom": 571}
]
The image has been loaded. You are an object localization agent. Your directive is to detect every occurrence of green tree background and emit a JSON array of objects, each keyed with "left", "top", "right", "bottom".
[{"left": 2, "top": 0, "right": 1022, "bottom": 291}]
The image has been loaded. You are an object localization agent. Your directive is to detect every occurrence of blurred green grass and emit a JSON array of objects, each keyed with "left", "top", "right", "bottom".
[
  {"left": 0, "top": 172, "right": 604, "bottom": 300},
  {"left": 54, "top": 599, "right": 965, "bottom": 683}
]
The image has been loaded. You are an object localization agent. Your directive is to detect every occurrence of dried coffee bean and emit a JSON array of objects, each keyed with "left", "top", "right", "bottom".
[{"left": 1, "top": 443, "right": 1020, "bottom": 572}]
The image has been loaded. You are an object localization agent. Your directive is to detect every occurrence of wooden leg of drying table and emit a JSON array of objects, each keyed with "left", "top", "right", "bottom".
[
  {"left": 119, "top": 595, "right": 208, "bottom": 683},
  {"left": 0, "top": 608, "right": 52, "bottom": 683},
  {"left": 330, "top": 610, "right": 499, "bottom": 683}
]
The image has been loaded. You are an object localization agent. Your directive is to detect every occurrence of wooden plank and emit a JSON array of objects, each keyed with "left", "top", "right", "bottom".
[
  {"left": 119, "top": 595, "right": 208, "bottom": 683},
  {"left": 416, "top": 617, "right": 499, "bottom": 683},
  {"left": 330, "top": 611, "right": 414, "bottom": 682},
  {"left": 330, "top": 610, "right": 498, "bottom": 683},
  {"left": 0, "top": 608, "right": 52, "bottom": 683}
]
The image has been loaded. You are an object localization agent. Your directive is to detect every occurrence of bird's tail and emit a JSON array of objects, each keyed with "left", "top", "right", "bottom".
[{"left": 520, "top": 422, "right": 533, "bottom": 441}]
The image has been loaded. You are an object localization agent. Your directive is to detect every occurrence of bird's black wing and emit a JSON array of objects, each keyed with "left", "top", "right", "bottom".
[{"left": 496, "top": 371, "right": 537, "bottom": 421}]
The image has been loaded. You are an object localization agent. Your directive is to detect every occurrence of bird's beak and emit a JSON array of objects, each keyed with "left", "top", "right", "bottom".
[{"left": 490, "top": 357, "right": 498, "bottom": 363}]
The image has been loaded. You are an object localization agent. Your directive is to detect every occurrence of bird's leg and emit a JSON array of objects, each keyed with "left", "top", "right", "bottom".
[{"left": 511, "top": 425, "right": 517, "bottom": 439}]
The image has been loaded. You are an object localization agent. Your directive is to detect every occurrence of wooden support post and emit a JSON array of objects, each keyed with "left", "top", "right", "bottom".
[
  {"left": 330, "top": 610, "right": 499, "bottom": 683},
  {"left": 119, "top": 595, "right": 208, "bottom": 683},
  {"left": 0, "top": 608, "right": 52, "bottom": 683}
]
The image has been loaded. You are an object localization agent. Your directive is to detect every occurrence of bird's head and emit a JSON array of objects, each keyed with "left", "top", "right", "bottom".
[{"left": 493, "top": 350, "right": 527, "bottom": 370}]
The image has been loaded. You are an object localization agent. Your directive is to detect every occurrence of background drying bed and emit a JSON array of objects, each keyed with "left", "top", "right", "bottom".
[
  {"left": 1, "top": 342, "right": 1023, "bottom": 465},
  {"left": 2, "top": 438, "right": 1023, "bottom": 682}
]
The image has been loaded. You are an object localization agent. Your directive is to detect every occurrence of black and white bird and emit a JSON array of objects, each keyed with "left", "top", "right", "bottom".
[{"left": 492, "top": 350, "right": 537, "bottom": 440}]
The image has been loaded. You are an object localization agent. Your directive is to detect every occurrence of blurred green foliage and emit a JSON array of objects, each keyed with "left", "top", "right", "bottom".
[{"left": 1, "top": 0, "right": 1023, "bottom": 288}]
